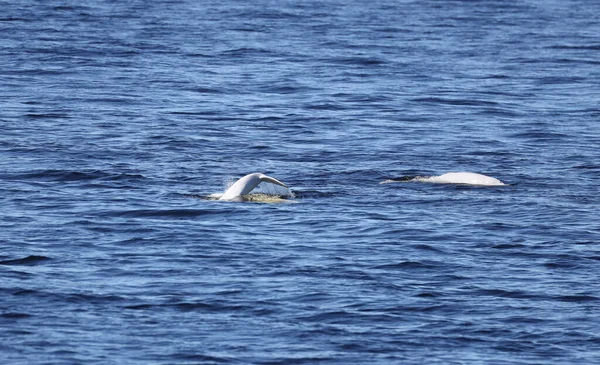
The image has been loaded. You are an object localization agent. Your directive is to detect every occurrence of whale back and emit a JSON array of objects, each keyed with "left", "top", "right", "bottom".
[{"left": 430, "top": 172, "right": 504, "bottom": 186}]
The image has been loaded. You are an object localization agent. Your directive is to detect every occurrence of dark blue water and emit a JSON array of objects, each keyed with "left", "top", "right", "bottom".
[{"left": 2, "top": 0, "right": 600, "bottom": 363}]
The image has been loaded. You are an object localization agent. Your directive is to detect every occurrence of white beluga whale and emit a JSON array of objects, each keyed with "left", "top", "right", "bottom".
[
  {"left": 420, "top": 172, "right": 505, "bottom": 186},
  {"left": 382, "top": 172, "right": 505, "bottom": 186},
  {"left": 218, "top": 173, "right": 289, "bottom": 201}
]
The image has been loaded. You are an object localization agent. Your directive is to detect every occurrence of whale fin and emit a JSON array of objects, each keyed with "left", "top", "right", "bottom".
[
  {"left": 259, "top": 174, "right": 287, "bottom": 188},
  {"left": 219, "top": 173, "right": 288, "bottom": 201}
]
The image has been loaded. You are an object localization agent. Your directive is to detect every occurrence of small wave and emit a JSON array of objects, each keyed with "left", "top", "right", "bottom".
[
  {"left": 492, "top": 243, "right": 527, "bottom": 250},
  {"left": 412, "top": 244, "right": 445, "bottom": 253},
  {"left": 556, "top": 295, "right": 599, "bottom": 303},
  {"left": 29, "top": 169, "right": 105, "bottom": 181},
  {"left": 0, "top": 269, "right": 33, "bottom": 279},
  {"left": 574, "top": 164, "right": 600, "bottom": 170},
  {"left": 124, "top": 303, "right": 211, "bottom": 311},
  {"left": 124, "top": 301, "right": 250, "bottom": 313},
  {"left": 304, "top": 102, "right": 348, "bottom": 111},
  {"left": 477, "top": 107, "right": 523, "bottom": 118},
  {"left": 260, "top": 85, "right": 313, "bottom": 95},
  {"left": 183, "top": 86, "right": 223, "bottom": 94},
  {"left": 543, "top": 260, "right": 580, "bottom": 269},
  {"left": 327, "top": 56, "right": 387, "bottom": 66},
  {"left": 0, "top": 255, "right": 50, "bottom": 266},
  {"left": 290, "top": 190, "right": 337, "bottom": 199},
  {"left": 24, "top": 113, "right": 71, "bottom": 119},
  {"left": 414, "top": 292, "right": 442, "bottom": 298},
  {"left": 165, "top": 353, "right": 234, "bottom": 364},
  {"left": 220, "top": 47, "right": 274, "bottom": 57},
  {"left": 536, "top": 76, "right": 588, "bottom": 85},
  {"left": 103, "top": 209, "right": 228, "bottom": 218},
  {"left": 373, "top": 261, "right": 440, "bottom": 270},
  {"left": 4, "top": 169, "right": 146, "bottom": 183},
  {"left": 52, "top": 5, "right": 90, "bottom": 11},
  {"left": 0, "top": 312, "right": 32, "bottom": 319},
  {"left": 380, "top": 175, "right": 420, "bottom": 183},
  {"left": 0, "top": 17, "right": 28, "bottom": 22},
  {"left": 549, "top": 44, "right": 600, "bottom": 51},
  {"left": 9, "top": 288, "right": 126, "bottom": 305},
  {"left": 469, "top": 288, "right": 543, "bottom": 300},
  {"left": 510, "top": 131, "right": 569, "bottom": 140},
  {"left": 411, "top": 97, "right": 499, "bottom": 107}
]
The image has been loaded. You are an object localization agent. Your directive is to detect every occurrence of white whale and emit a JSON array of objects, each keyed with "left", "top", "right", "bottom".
[
  {"left": 418, "top": 172, "right": 505, "bottom": 186},
  {"left": 219, "top": 173, "right": 288, "bottom": 201},
  {"left": 382, "top": 172, "right": 505, "bottom": 186}
]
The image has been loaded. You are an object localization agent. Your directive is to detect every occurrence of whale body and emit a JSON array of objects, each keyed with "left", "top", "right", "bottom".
[
  {"left": 219, "top": 173, "right": 288, "bottom": 201},
  {"left": 381, "top": 172, "right": 505, "bottom": 186},
  {"left": 419, "top": 172, "right": 505, "bottom": 186}
]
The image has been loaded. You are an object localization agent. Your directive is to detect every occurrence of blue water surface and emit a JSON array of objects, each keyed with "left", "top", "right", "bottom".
[{"left": 1, "top": 0, "right": 600, "bottom": 364}]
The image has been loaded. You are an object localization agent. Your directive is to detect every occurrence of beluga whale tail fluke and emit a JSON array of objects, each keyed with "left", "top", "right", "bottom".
[
  {"left": 218, "top": 173, "right": 289, "bottom": 201},
  {"left": 382, "top": 172, "right": 505, "bottom": 186}
]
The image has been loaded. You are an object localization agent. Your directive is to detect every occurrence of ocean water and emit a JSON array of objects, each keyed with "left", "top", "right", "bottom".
[{"left": 1, "top": 0, "right": 600, "bottom": 363}]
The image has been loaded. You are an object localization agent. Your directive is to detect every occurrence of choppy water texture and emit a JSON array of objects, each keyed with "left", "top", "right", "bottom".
[{"left": 2, "top": 0, "right": 600, "bottom": 364}]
